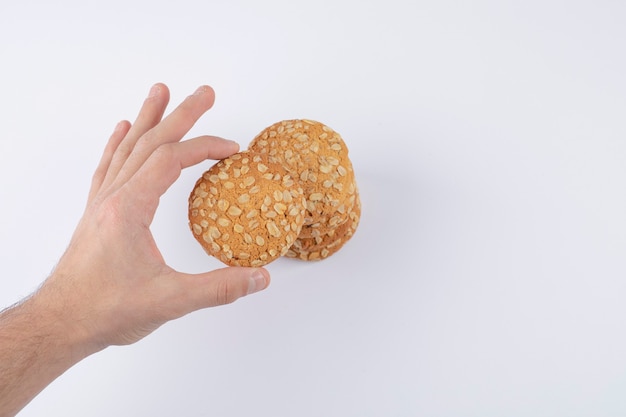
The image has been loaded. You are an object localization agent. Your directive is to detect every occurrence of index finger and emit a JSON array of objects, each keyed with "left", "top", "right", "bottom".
[{"left": 123, "top": 135, "right": 240, "bottom": 226}]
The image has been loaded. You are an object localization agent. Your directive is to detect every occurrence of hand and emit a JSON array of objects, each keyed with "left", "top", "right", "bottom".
[{"left": 38, "top": 83, "right": 270, "bottom": 352}]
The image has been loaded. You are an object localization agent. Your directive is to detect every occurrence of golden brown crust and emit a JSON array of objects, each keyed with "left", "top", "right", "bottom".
[
  {"left": 248, "top": 120, "right": 357, "bottom": 234},
  {"left": 188, "top": 151, "right": 306, "bottom": 267},
  {"left": 189, "top": 119, "right": 360, "bottom": 265}
]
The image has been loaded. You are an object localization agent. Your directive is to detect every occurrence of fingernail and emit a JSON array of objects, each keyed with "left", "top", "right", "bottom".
[
  {"left": 148, "top": 84, "right": 160, "bottom": 98},
  {"left": 247, "top": 269, "right": 269, "bottom": 295},
  {"left": 193, "top": 85, "right": 209, "bottom": 96}
]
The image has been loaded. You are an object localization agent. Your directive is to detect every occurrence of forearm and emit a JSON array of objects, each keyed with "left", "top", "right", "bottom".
[{"left": 0, "top": 291, "right": 95, "bottom": 417}]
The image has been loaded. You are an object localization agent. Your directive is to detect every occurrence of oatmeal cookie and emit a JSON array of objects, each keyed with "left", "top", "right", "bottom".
[
  {"left": 248, "top": 119, "right": 356, "bottom": 235},
  {"left": 189, "top": 151, "right": 306, "bottom": 267}
]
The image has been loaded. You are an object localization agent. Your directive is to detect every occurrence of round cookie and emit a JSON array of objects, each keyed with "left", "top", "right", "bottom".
[
  {"left": 248, "top": 120, "right": 356, "bottom": 236},
  {"left": 188, "top": 151, "right": 306, "bottom": 267},
  {"left": 286, "top": 192, "right": 361, "bottom": 261}
]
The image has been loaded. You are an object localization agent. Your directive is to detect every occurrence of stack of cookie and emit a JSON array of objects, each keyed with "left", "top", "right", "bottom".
[
  {"left": 188, "top": 119, "right": 360, "bottom": 267},
  {"left": 249, "top": 120, "right": 361, "bottom": 261}
]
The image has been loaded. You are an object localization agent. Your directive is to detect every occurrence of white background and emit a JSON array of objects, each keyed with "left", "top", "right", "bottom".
[{"left": 1, "top": 0, "right": 626, "bottom": 416}]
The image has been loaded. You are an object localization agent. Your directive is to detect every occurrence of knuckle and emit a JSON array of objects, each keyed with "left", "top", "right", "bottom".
[
  {"left": 150, "top": 143, "right": 177, "bottom": 165},
  {"left": 94, "top": 192, "right": 125, "bottom": 229},
  {"left": 90, "top": 166, "right": 106, "bottom": 185},
  {"left": 213, "top": 279, "right": 242, "bottom": 306},
  {"left": 135, "top": 130, "right": 155, "bottom": 150}
]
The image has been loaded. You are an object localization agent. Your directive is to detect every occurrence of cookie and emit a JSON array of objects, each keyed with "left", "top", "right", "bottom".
[
  {"left": 248, "top": 120, "right": 356, "bottom": 235},
  {"left": 188, "top": 151, "right": 306, "bottom": 267},
  {"left": 286, "top": 191, "right": 361, "bottom": 261}
]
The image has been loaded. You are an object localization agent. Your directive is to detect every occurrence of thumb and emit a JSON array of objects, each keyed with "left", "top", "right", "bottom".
[{"left": 177, "top": 267, "right": 270, "bottom": 312}]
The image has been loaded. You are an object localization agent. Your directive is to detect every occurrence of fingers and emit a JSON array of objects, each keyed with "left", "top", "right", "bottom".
[
  {"left": 152, "top": 85, "right": 216, "bottom": 142},
  {"left": 93, "top": 84, "right": 233, "bottom": 226},
  {"left": 88, "top": 120, "right": 131, "bottom": 204},
  {"left": 123, "top": 135, "right": 239, "bottom": 225},
  {"left": 173, "top": 267, "right": 270, "bottom": 315},
  {"left": 125, "top": 83, "right": 171, "bottom": 146},
  {"left": 110, "top": 85, "right": 216, "bottom": 190},
  {"left": 99, "top": 83, "right": 171, "bottom": 191}
]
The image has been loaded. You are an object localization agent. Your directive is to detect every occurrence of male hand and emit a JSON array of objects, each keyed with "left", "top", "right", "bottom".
[{"left": 39, "top": 83, "right": 270, "bottom": 352}]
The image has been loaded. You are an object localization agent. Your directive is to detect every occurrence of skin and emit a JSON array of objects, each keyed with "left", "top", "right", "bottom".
[{"left": 0, "top": 84, "right": 270, "bottom": 417}]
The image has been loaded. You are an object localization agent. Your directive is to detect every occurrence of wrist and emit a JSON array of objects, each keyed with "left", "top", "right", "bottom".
[
  {"left": 14, "top": 292, "right": 98, "bottom": 364},
  {"left": 26, "top": 276, "right": 107, "bottom": 361}
]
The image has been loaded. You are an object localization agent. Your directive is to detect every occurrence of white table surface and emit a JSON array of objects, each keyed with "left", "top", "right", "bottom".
[{"left": 1, "top": 1, "right": 625, "bottom": 416}]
